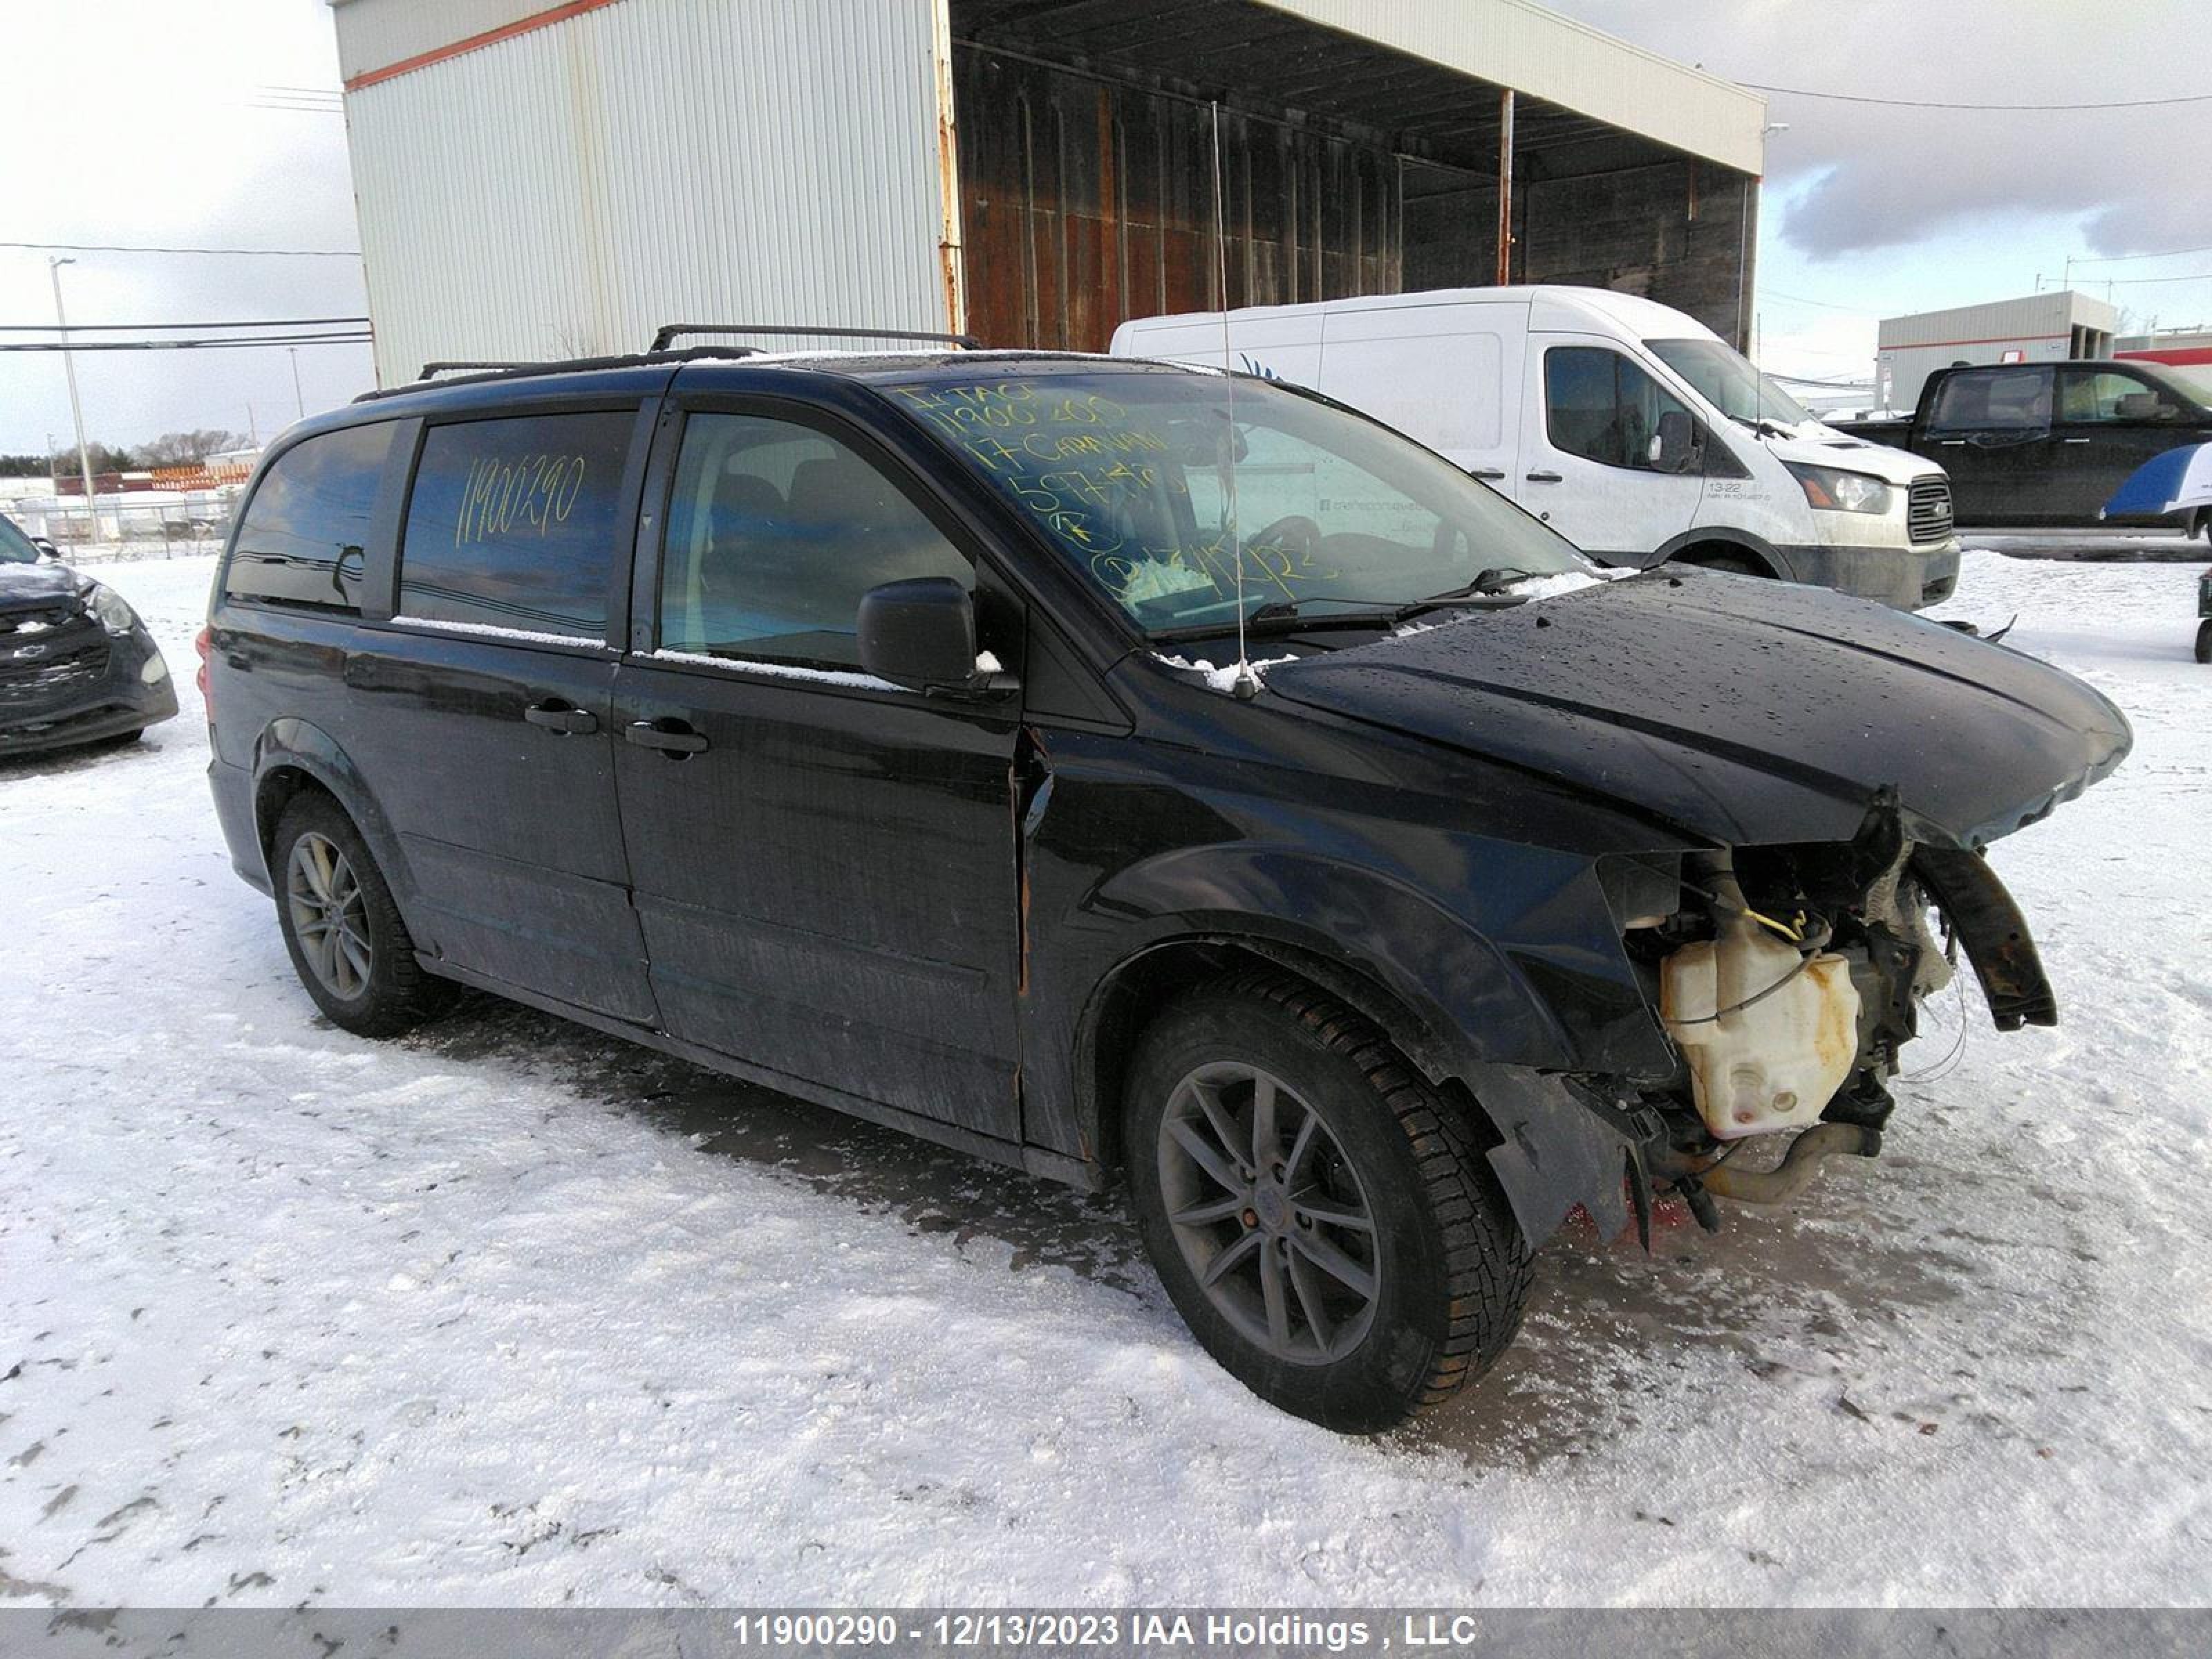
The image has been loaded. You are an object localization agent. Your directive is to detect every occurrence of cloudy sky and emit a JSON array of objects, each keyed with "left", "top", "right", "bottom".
[
  {"left": 1544, "top": 0, "right": 2212, "bottom": 389},
  {"left": 1, "top": 1, "right": 2204, "bottom": 454}
]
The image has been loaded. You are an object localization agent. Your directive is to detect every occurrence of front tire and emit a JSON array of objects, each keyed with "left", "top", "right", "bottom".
[
  {"left": 1125, "top": 973, "right": 1533, "bottom": 1432},
  {"left": 272, "top": 794, "right": 455, "bottom": 1038},
  {"left": 2195, "top": 619, "right": 2211, "bottom": 665}
]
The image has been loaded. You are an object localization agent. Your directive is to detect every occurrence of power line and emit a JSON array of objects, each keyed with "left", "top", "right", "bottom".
[
  {"left": 0, "top": 335, "right": 371, "bottom": 353},
  {"left": 1761, "top": 288, "right": 1879, "bottom": 315},
  {"left": 0, "top": 317, "right": 368, "bottom": 333},
  {"left": 1743, "top": 80, "right": 2211, "bottom": 111},
  {"left": 2069, "top": 242, "right": 2212, "bottom": 264},
  {"left": 2099, "top": 270, "right": 2212, "bottom": 286},
  {"left": 0, "top": 239, "right": 359, "bottom": 259}
]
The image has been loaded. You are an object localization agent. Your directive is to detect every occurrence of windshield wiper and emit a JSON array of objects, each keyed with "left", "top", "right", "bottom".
[
  {"left": 1151, "top": 598, "right": 1407, "bottom": 642},
  {"left": 1389, "top": 568, "right": 1544, "bottom": 620},
  {"left": 1152, "top": 572, "right": 1551, "bottom": 641}
]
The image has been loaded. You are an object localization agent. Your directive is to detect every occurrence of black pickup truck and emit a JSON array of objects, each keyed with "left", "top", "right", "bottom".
[{"left": 1835, "top": 360, "right": 2212, "bottom": 532}]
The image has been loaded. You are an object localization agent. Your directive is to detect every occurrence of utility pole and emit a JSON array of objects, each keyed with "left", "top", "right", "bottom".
[
  {"left": 1494, "top": 89, "right": 1515, "bottom": 286},
  {"left": 288, "top": 346, "right": 304, "bottom": 421},
  {"left": 48, "top": 256, "right": 97, "bottom": 534}
]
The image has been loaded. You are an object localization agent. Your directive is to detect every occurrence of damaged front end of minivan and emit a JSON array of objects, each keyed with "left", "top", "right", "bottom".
[
  {"left": 1255, "top": 569, "right": 2133, "bottom": 1250},
  {"left": 1597, "top": 792, "right": 2070, "bottom": 1237}
]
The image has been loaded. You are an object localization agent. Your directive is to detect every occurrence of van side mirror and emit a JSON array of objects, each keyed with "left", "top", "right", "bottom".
[
  {"left": 857, "top": 577, "right": 1013, "bottom": 697},
  {"left": 32, "top": 537, "right": 60, "bottom": 561},
  {"left": 1651, "top": 411, "right": 1700, "bottom": 474}
]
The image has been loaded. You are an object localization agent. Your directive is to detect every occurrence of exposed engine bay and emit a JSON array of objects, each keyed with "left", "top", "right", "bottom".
[{"left": 1615, "top": 791, "right": 2059, "bottom": 1230}]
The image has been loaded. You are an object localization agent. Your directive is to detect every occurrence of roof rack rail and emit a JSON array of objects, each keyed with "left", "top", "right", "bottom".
[
  {"left": 418, "top": 360, "right": 532, "bottom": 380},
  {"left": 649, "top": 322, "right": 982, "bottom": 353},
  {"left": 357, "top": 344, "right": 765, "bottom": 403}
]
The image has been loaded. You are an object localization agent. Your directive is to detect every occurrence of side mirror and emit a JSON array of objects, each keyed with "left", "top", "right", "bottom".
[
  {"left": 857, "top": 577, "right": 1012, "bottom": 697},
  {"left": 32, "top": 537, "right": 60, "bottom": 560},
  {"left": 1651, "top": 410, "right": 1700, "bottom": 474}
]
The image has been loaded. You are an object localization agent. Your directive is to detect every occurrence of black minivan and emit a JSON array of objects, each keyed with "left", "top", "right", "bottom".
[{"left": 204, "top": 340, "right": 2128, "bottom": 1430}]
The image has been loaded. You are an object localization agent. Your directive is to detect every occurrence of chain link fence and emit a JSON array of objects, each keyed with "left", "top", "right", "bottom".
[{"left": 7, "top": 494, "right": 237, "bottom": 563}]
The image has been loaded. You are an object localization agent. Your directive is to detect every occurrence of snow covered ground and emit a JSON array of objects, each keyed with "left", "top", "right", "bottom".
[{"left": 2, "top": 550, "right": 2208, "bottom": 1609}]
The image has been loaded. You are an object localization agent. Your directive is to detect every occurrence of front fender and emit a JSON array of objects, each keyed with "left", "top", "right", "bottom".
[{"left": 1089, "top": 843, "right": 1571, "bottom": 1076}]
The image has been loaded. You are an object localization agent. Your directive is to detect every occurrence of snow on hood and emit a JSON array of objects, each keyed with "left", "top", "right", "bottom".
[{"left": 1152, "top": 650, "right": 1299, "bottom": 693}]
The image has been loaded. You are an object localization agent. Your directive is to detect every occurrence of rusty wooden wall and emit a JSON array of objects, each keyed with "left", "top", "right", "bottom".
[{"left": 954, "top": 46, "right": 1404, "bottom": 352}]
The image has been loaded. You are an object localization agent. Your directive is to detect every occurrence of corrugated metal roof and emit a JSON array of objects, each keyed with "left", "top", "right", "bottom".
[
  {"left": 337, "top": 0, "right": 1766, "bottom": 174},
  {"left": 1255, "top": 0, "right": 1766, "bottom": 173}
]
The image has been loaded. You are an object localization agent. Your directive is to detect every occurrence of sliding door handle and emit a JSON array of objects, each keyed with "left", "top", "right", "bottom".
[
  {"left": 1525, "top": 470, "right": 1564, "bottom": 483},
  {"left": 1468, "top": 467, "right": 1507, "bottom": 480}
]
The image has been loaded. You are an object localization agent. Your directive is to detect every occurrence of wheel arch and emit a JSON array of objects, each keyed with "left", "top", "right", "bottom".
[
  {"left": 1072, "top": 931, "right": 1491, "bottom": 1181},
  {"left": 1654, "top": 526, "right": 1785, "bottom": 577},
  {"left": 250, "top": 719, "right": 430, "bottom": 935}
]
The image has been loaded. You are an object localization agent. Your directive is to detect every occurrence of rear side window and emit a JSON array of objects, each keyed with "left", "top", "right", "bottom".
[
  {"left": 2058, "top": 368, "right": 2189, "bottom": 425},
  {"left": 397, "top": 411, "right": 635, "bottom": 639},
  {"left": 223, "top": 422, "right": 395, "bottom": 611},
  {"left": 1544, "top": 346, "right": 1690, "bottom": 471},
  {"left": 1929, "top": 368, "right": 2052, "bottom": 431}
]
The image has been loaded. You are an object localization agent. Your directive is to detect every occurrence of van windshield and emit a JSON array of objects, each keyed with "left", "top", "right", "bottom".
[
  {"left": 1646, "top": 337, "right": 1813, "bottom": 429},
  {"left": 882, "top": 370, "right": 1589, "bottom": 637}
]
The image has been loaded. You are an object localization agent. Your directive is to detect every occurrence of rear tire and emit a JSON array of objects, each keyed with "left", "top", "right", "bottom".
[
  {"left": 2195, "top": 619, "right": 2211, "bottom": 665},
  {"left": 1124, "top": 971, "right": 1533, "bottom": 1432},
  {"left": 271, "top": 794, "right": 456, "bottom": 1038}
]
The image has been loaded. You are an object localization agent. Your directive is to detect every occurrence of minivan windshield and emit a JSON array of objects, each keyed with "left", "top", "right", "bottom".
[
  {"left": 883, "top": 370, "right": 1589, "bottom": 636},
  {"left": 0, "top": 516, "right": 41, "bottom": 564},
  {"left": 1646, "top": 337, "right": 1813, "bottom": 429}
]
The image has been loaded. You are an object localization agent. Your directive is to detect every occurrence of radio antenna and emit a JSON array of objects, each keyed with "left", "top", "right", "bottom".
[{"left": 1210, "top": 100, "right": 1258, "bottom": 700}]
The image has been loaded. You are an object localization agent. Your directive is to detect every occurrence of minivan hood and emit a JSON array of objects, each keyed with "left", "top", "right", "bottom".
[
  {"left": 0, "top": 560, "right": 82, "bottom": 612},
  {"left": 1264, "top": 570, "right": 2129, "bottom": 850}
]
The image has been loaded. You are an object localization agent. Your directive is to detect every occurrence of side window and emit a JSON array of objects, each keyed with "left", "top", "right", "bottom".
[
  {"left": 397, "top": 411, "right": 635, "bottom": 639},
  {"left": 2059, "top": 368, "right": 2188, "bottom": 425},
  {"left": 1929, "top": 368, "right": 2052, "bottom": 431},
  {"left": 1544, "top": 346, "right": 1690, "bottom": 470},
  {"left": 657, "top": 412, "right": 971, "bottom": 671},
  {"left": 223, "top": 422, "right": 394, "bottom": 611}
]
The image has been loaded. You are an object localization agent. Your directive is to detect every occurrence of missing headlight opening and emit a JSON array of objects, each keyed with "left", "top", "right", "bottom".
[{"left": 1635, "top": 798, "right": 1980, "bottom": 1217}]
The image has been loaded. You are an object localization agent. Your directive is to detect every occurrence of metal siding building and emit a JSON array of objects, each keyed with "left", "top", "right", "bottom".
[
  {"left": 330, "top": 0, "right": 1767, "bottom": 386},
  {"left": 1875, "top": 290, "right": 2119, "bottom": 413}
]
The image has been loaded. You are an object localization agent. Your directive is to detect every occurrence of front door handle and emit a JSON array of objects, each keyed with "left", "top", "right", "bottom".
[
  {"left": 524, "top": 700, "right": 599, "bottom": 735},
  {"left": 1525, "top": 470, "right": 1563, "bottom": 483},
  {"left": 626, "top": 718, "right": 709, "bottom": 755},
  {"left": 2060, "top": 437, "right": 2091, "bottom": 444},
  {"left": 1469, "top": 467, "right": 1506, "bottom": 480}
]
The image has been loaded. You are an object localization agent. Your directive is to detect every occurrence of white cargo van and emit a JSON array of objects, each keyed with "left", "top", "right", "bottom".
[{"left": 1109, "top": 286, "right": 1960, "bottom": 610}]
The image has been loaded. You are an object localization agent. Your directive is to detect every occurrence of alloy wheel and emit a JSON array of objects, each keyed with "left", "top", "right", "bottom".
[
  {"left": 1156, "top": 1061, "right": 1381, "bottom": 1364},
  {"left": 285, "top": 831, "right": 373, "bottom": 1000}
]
